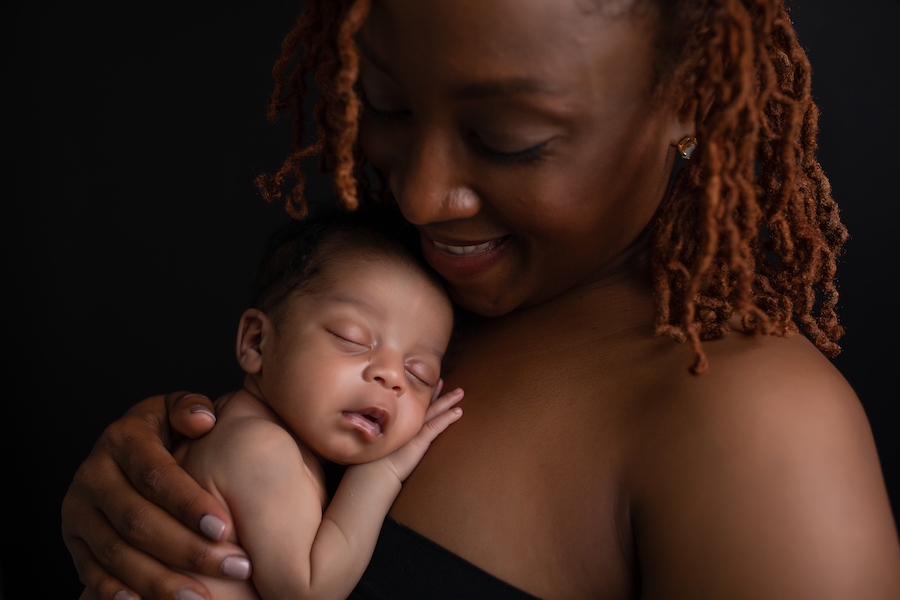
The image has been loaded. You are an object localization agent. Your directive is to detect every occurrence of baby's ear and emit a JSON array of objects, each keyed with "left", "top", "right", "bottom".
[{"left": 236, "top": 309, "right": 271, "bottom": 374}]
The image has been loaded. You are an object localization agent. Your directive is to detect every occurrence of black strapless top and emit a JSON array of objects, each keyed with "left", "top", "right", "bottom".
[{"left": 349, "top": 516, "right": 542, "bottom": 599}]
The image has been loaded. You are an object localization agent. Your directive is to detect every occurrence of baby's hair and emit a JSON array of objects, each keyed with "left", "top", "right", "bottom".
[
  {"left": 250, "top": 207, "right": 440, "bottom": 322},
  {"left": 255, "top": 0, "right": 847, "bottom": 373}
]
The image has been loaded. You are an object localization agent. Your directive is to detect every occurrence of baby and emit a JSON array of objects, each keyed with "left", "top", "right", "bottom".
[{"left": 174, "top": 210, "right": 463, "bottom": 599}]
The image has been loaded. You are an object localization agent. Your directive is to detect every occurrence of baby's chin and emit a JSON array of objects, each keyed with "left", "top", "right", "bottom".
[{"left": 314, "top": 441, "right": 397, "bottom": 466}]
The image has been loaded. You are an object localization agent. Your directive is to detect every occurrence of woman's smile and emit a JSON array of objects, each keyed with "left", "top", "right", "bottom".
[{"left": 419, "top": 230, "right": 512, "bottom": 280}]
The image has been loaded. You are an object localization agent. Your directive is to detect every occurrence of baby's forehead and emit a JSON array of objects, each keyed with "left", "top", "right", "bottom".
[
  {"left": 310, "top": 248, "right": 450, "bottom": 312},
  {"left": 292, "top": 250, "right": 453, "bottom": 350}
]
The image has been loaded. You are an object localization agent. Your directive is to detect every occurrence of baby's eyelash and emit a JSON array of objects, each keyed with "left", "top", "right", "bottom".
[
  {"left": 406, "top": 369, "right": 434, "bottom": 388},
  {"left": 329, "top": 331, "right": 367, "bottom": 348}
]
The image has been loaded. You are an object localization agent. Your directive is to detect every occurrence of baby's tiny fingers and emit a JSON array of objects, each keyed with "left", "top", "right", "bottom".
[
  {"left": 417, "top": 405, "right": 463, "bottom": 444},
  {"left": 424, "top": 388, "right": 464, "bottom": 421}
]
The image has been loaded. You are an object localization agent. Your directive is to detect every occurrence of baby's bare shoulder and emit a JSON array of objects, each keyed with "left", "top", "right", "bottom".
[{"left": 181, "top": 389, "right": 311, "bottom": 486}]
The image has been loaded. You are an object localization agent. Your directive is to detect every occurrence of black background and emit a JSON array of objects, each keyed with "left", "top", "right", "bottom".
[{"left": 3, "top": 1, "right": 898, "bottom": 597}]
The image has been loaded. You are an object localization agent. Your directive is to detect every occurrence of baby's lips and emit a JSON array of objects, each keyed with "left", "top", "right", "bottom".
[{"left": 342, "top": 406, "right": 390, "bottom": 441}]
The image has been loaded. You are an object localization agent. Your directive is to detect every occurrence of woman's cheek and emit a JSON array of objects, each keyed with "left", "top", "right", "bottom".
[
  {"left": 359, "top": 116, "right": 385, "bottom": 172},
  {"left": 358, "top": 116, "right": 397, "bottom": 176}
]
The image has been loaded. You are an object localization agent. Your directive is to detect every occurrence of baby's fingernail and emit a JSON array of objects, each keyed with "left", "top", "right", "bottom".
[
  {"left": 113, "top": 591, "right": 138, "bottom": 600},
  {"left": 222, "top": 555, "right": 252, "bottom": 579},
  {"left": 199, "top": 514, "right": 227, "bottom": 541},
  {"left": 175, "top": 589, "right": 205, "bottom": 600},
  {"left": 190, "top": 405, "right": 216, "bottom": 423}
]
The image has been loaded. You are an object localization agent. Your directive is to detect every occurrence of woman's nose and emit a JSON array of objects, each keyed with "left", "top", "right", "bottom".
[
  {"left": 363, "top": 350, "right": 407, "bottom": 396},
  {"left": 389, "top": 132, "right": 481, "bottom": 225}
]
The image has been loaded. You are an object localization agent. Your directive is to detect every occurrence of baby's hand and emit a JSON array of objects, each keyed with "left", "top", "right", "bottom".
[{"left": 381, "top": 383, "right": 463, "bottom": 482}]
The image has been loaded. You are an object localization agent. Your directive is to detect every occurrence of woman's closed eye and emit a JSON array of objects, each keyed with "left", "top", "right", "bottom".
[
  {"left": 361, "top": 83, "right": 553, "bottom": 162},
  {"left": 471, "top": 134, "right": 552, "bottom": 165},
  {"left": 360, "top": 86, "right": 411, "bottom": 122}
]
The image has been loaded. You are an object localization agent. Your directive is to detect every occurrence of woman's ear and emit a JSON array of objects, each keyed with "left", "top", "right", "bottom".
[
  {"left": 666, "top": 87, "right": 699, "bottom": 149},
  {"left": 661, "top": 64, "right": 708, "bottom": 150},
  {"left": 236, "top": 309, "right": 272, "bottom": 374}
]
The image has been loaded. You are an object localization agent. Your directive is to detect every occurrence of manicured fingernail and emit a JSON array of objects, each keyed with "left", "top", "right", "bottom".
[
  {"left": 190, "top": 405, "right": 216, "bottom": 423},
  {"left": 199, "top": 513, "right": 226, "bottom": 541},
  {"left": 222, "top": 555, "right": 252, "bottom": 579},
  {"left": 175, "top": 589, "right": 205, "bottom": 600},
  {"left": 113, "top": 592, "right": 138, "bottom": 600}
]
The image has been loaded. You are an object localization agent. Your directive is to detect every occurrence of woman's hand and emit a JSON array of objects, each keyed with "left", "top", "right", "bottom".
[{"left": 62, "top": 392, "right": 252, "bottom": 600}]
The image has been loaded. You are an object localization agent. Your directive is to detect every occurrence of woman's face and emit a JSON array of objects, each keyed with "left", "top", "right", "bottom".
[{"left": 357, "top": 0, "right": 691, "bottom": 316}]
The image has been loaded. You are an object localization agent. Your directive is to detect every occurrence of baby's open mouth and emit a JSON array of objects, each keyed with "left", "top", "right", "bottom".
[{"left": 343, "top": 408, "right": 388, "bottom": 439}]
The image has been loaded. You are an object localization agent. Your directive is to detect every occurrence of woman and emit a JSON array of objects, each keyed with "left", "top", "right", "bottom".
[{"left": 62, "top": 0, "right": 900, "bottom": 598}]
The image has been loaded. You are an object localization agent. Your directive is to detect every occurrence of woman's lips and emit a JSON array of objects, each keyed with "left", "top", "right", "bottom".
[
  {"left": 419, "top": 232, "right": 511, "bottom": 280},
  {"left": 431, "top": 239, "right": 495, "bottom": 255}
]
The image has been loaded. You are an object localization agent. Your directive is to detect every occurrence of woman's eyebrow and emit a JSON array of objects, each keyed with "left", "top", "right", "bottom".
[
  {"left": 356, "top": 37, "right": 568, "bottom": 100},
  {"left": 451, "top": 78, "right": 569, "bottom": 100}
]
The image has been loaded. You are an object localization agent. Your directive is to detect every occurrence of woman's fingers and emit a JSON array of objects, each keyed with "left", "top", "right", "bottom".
[
  {"left": 64, "top": 449, "right": 248, "bottom": 599},
  {"left": 61, "top": 395, "right": 247, "bottom": 599},
  {"left": 68, "top": 534, "right": 139, "bottom": 600},
  {"left": 166, "top": 391, "right": 217, "bottom": 440},
  {"left": 67, "top": 504, "right": 218, "bottom": 600},
  {"left": 100, "top": 474, "right": 246, "bottom": 576},
  {"left": 110, "top": 396, "right": 233, "bottom": 544}
]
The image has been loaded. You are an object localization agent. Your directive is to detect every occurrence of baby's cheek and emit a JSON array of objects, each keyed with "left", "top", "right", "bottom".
[{"left": 402, "top": 406, "right": 429, "bottom": 443}]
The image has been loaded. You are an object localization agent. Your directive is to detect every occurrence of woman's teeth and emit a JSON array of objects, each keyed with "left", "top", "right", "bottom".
[{"left": 433, "top": 240, "right": 494, "bottom": 255}]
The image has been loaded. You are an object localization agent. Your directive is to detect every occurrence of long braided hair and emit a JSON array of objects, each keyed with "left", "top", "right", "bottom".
[{"left": 255, "top": 0, "right": 847, "bottom": 374}]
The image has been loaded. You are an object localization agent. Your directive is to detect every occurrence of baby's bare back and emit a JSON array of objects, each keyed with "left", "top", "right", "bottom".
[{"left": 173, "top": 389, "right": 327, "bottom": 600}]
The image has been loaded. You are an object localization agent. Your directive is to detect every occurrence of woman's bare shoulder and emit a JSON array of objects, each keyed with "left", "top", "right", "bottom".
[
  {"left": 664, "top": 331, "right": 860, "bottom": 418},
  {"left": 626, "top": 333, "right": 900, "bottom": 598}
]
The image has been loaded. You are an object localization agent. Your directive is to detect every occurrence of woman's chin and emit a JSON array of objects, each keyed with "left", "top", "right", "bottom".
[{"left": 447, "top": 285, "right": 513, "bottom": 318}]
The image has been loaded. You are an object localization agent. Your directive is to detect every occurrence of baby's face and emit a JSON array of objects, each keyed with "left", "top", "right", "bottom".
[{"left": 258, "top": 252, "right": 453, "bottom": 464}]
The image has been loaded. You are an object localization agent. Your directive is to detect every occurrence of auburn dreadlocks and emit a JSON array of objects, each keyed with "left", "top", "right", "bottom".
[{"left": 255, "top": 0, "right": 847, "bottom": 374}]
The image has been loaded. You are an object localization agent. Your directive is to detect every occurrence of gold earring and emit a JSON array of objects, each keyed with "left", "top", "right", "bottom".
[{"left": 677, "top": 136, "right": 698, "bottom": 160}]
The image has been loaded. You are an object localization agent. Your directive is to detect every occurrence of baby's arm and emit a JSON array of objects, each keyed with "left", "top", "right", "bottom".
[{"left": 223, "top": 387, "right": 463, "bottom": 600}]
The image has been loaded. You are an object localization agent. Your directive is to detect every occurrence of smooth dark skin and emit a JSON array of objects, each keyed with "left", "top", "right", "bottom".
[{"left": 63, "top": 1, "right": 900, "bottom": 598}]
